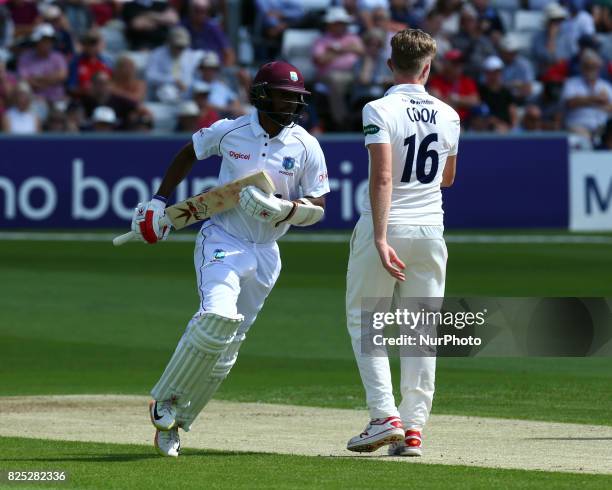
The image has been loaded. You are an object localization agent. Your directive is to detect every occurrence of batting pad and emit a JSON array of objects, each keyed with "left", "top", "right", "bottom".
[
  {"left": 176, "top": 332, "right": 246, "bottom": 431},
  {"left": 150, "top": 312, "right": 244, "bottom": 405}
]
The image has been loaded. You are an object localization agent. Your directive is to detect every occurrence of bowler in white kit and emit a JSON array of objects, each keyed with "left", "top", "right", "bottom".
[
  {"left": 346, "top": 29, "right": 459, "bottom": 456},
  {"left": 130, "top": 61, "right": 329, "bottom": 457}
]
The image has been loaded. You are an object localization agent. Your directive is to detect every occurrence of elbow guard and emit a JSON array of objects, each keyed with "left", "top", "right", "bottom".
[{"left": 281, "top": 198, "right": 324, "bottom": 227}]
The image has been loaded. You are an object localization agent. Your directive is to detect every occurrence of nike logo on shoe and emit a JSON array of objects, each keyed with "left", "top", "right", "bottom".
[{"left": 153, "top": 403, "right": 163, "bottom": 421}]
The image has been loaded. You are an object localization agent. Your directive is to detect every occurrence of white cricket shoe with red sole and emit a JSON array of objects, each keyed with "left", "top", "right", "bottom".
[
  {"left": 149, "top": 399, "right": 176, "bottom": 431},
  {"left": 347, "top": 416, "right": 405, "bottom": 452},
  {"left": 388, "top": 429, "right": 423, "bottom": 457},
  {"left": 154, "top": 427, "right": 181, "bottom": 457}
]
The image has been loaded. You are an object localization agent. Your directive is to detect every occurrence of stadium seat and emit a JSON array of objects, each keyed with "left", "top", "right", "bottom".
[
  {"left": 506, "top": 30, "right": 536, "bottom": 52},
  {"left": 144, "top": 102, "right": 177, "bottom": 133},
  {"left": 514, "top": 10, "right": 544, "bottom": 32},
  {"left": 492, "top": 0, "right": 520, "bottom": 11},
  {"left": 281, "top": 29, "right": 322, "bottom": 82}
]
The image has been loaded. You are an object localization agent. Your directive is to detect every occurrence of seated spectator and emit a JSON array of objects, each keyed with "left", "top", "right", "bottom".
[
  {"left": 0, "top": 4, "right": 15, "bottom": 61},
  {"left": 515, "top": 105, "right": 545, "bottom": 133},
  {"left": 499, "top": 34, "right": 536, "bottom": 103},
  {"left": 183, "top": 0, "right": 235, "bottom": 66},
  {"left": 254, "top": 0, "right": 305, "bottom": 58},
  {"left": 592, "top": 0, "right": 612, "bottom": 34},
  {"left": 43, "top": 101, "right": 72, "bottom": 132},
  {"left": 467, "top": 103, "right": 491, "bottom": 131},
  {"left": 196, "top": 51, "right": 242, "bottom": 117},
  {"left": 0, "top": 58, "right": 16, "bottom": 118},
  {"left": 110, "top": 55, "right": 146, "bottom": 104},
  {"left": 122, "top": 0, "right": 179, "bottom": 50},
  {"left": 356, "top": 1, "right": 393, "bottom": 31},
  {"left": 538, "top": 81, "right": 564, "bottom": 130},
  {"left": 533, "top": 3, "right": 573, "bottom": 80},
  {"left": 67, "top": 29, "right": 112, "bottom": 96},
  {"left": 389, "top": 0, "right": 427, "bottom": 29},
  {"left": 428, "top": 49, "right": 480, "bottom": 124},
  {"left": 8, "top": 0, "right": 38, "bottom": 38},
  {"left": 192, "top": 80, "right": 220, "bottom": 129},
  {"left": 1, "top": 81, "right": 40, "bottom": 134},
  {"left": 175, "top": 99, "right": 200, "bottom": 132},
  {"left": 61, "top": 0, "right": 93, "bottom": 39},
  {"left": 450, "top": 3, "right": 496, "bottom": 80},
  {"left": 145, "top": 26, "right": 200, "bottom": 102},
  {"left": 81, "top": 70, "right": 139, "bottom": 130},
  {"left": 478, "top": 56, "right": 518, "bottom": 132},
  {"left": 561, "top": 49, "right": 612, "bottom": 140},
  {"left": 567, "top": 34, "right": 607, "bottom": 78},
  {"left": 563, "top": 0, "right": 596, "bottom": 56},
  {"left": 423, "top": 10, "right": 452, "bottom": 72},
  {"left": 40, "top": 4, "right": 75, "bottom": 58},
  {"left": 90, "top": 105, "right": 116, "bottom": 131},
  {"left": 433, "top": 0, "right": 463, "bottom": 37},
  {"left": 370, "top": 7, "right": 405, "bottom": 57},
  {"left": 17, "top": 24, "right": 68, "bottom": 103},
  {"left": 596, "top": 118, "right": 612, "bottom": 149},
  {"left": 472, "top": 0, "right": 504, "bottom": 41},
  {"left": 313, "top": 7, "right": 364, "bottom": 130}
]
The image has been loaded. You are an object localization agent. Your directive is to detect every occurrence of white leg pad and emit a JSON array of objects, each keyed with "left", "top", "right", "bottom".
[
  {"left": 150, "top": 312, "right": 244, "bottom": 405},
  {"left": 176, "top": 332, "right": 246, "bottom": 431}
]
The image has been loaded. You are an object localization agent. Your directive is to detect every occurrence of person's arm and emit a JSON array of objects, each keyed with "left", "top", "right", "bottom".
[
  {"left": 155, "top": 142, "right": 197, "bottom": 198},
  {"left": 369, "top": 142, "right": 406, "bottom": 281},
  {"left": 441, "top": 154, "right": 457, "bottom": 188}
]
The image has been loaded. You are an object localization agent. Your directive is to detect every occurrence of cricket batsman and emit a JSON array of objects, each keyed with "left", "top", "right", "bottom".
[
  {"left": 131, "top": 61, "right": 330, "bottom": 457},
  {"left": 345, "top": 29, "right": 459, "bottom": 456}
]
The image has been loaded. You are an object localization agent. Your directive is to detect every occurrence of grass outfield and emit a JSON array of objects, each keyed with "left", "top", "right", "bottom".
[
  {"left": 1, "top": 437, "right": 611, "bottom": 490},
  {"left": 1, "top": 237, "right": 611, "bottom": 426}
]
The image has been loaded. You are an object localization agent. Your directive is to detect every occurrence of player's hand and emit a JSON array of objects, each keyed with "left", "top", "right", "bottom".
[
  {"left": 239, "top": 185, "right": 294, "bottom": 225},
  {"left": 375, "top": 240, "right": 406, "bottom": 281},
  {"left": 131, "top": 197, "right": 171, "bottom": 244}
]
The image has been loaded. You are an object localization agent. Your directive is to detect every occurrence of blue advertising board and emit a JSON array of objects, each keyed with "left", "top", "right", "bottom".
[{"left": 0, "top": 134, "right": 568, "bottom": 229}]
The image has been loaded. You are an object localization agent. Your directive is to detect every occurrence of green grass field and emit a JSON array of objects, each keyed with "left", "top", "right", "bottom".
[{"left": 1, "top": 234, "right": 611, "bottom": 488}]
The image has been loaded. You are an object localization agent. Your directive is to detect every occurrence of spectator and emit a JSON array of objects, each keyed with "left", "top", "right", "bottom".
[
  {"left": 596, "top": 118, "right": 612, "bottom": 149},
  {"left": 532, "top": 3, "right": 573, "bottom": 79},
  {"left": 0, "top": 3, "right": 14, "bottom": 61},
  {"left": 67, "top": 29, "right": 112, "bottom": 96},
  {"left": 40, "top": 4, "right": 75, "bottom": 58},
  {"left": 538, "top": 80, "right": 564, "bottom": 130},
  {"left": 90, "top": 105, "right": 116, "bottom": 131},
  {"left": 592, "top": 0, "right": 612, "bottom": 34},
  {"left": 145, "top": 26, "right": 200, "bottom": 102},
  {"left": 561, "top": 49, "right": 612, "bottom": 140},
  {"left": 450, "top": 3, "right": 496, "bottom": 80},
  {"left": 499, "top": 34, "right": 536, "bottom": 103},
  {"left": 313, "top": 7, "right": 364, "bottom": 130},
  {"left": 254, "top": 0, "right": 305, "bottom": 58},
  {"left": 562, "top": 0, "right": 596, "bottom": 56},
  {"left": 423, "top": 9, "right": 452, "bottom": 72},
  {"left": 433, "top": 0, "right": 463, "bottom": 37},
  {"left": 81, "top": 70, "right": 139, "bottom": 130},
  {"left": 515, "top": 104, "right": 545, "bottom": 133},
  {"left": 428, "top": 49, "right": 480, "bottom": 123},
  {"left": 65, "top": 99, "right": 85, "bottom": 131},
  {"left": 568, "top": 34, "right": 607, "bottom": 78},
  {"left": 17, "top": 24, "right": 68, "bottom": 103},
  {"left": 354, "top": 0, "right": 391, "bottom": 31},
  {"left": 60, "top": 0, "right": 93, "bottom": 38},
  {"left": 1, "top": 81, "right": 40, "bottom": 133},
  {"left": 467, "top": 103, "right": 492, "bottom": 131},
  {"left": 472, "top": 0, "right": 505, "bottom": 40},
  {"left": 122, "top": 0, "right": 179, "bottom": 50},
  {"left": 370, "top": 7, "right": 405, "bottom": 58},
  {"left": 183, "top": 0, "right": 235, "bottom": 66},
  {"left": 196, "top": 50, "right": 242, "bottom": 117},
  {"left": 175, "top": 99, "right": 200, "bottom": 132},
  {"left": 43, "top": 101, "right": 71, "bottom": 132},
  {"left": 478, "top": 55, "right": 518, "bottom": 132},
  {"left": 8, "top": 0, "right": 38, "bottom": 39},
  {"left": 110, "top": 55, "right": 147, "bottom": 104},
  {"left": 0, "top": 58, "right": 16, "bottom": 117},
  {"left": 389, "top": 0, "right": 428, "bottom": 29},
  {"left": 192, "top": 80, "right": 220, "bottom": 129}
]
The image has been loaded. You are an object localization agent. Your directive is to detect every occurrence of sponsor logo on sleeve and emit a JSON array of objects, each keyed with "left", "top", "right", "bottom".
[{"left": 363, "top": 124, "right": 381, "bottom": 135}]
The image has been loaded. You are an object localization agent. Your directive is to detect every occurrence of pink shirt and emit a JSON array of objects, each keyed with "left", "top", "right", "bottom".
[
  {"left": 18, "top": 49, "right": 67, "bottom": 102},
  {"left": 312, "top": 33, "right": 363, "bottom": 77}
]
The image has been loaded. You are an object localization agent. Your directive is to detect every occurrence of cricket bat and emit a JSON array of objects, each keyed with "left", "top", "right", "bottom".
[{"left": 112, "top": 171, "right": 275, "bottom": 246}]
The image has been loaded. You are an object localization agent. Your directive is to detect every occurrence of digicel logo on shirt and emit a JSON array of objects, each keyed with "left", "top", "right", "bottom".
[{"left": 229, "top": 151, "right": 250, "bottom": 160}]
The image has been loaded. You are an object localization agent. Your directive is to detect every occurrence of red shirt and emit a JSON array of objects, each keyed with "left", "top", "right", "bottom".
[
  {"left": 428, "top": 75, "right": 478, "bottom": 121},
  {"left": 69, "top": 55, "right": 112, "bottom": 92},
  {"left": 197, "top": 110, "right": 220, "bottom": 130}
]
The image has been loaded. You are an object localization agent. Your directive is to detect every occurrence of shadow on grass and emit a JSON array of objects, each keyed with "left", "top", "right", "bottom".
[{"left": 525, "top": 437, "right": 612, "bottom": 441}]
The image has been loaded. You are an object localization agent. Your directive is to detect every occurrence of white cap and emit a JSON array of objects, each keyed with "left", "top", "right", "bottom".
[
  {"left": 193, "top": 80, "right": 212, "bottom": 94},
  {"left": 199, "top": 51, "right": 220, "bottom": 68},
  {"left": 544, "top": 3, "right": 568, "bottom": 21},
  {"left": 500, "top": 34, "right": 521, "bottom": 52},
  {"left": 41, "top": 4, "right": 62, "bottom": 20},
  {"left": 92, "top": 106, "right": 117, "bottom": 124},
  {"left": 483, "top": 55, "right": 504, "bottom": 71},
  {"left": 178, "top": 100, "right": 200, "bottom": 117},
  {"left": 31, "top": 23, "right": 55, "bottom": 42},
  {"left": 324, "top": 7, "right": 354, "bottom": 24}
]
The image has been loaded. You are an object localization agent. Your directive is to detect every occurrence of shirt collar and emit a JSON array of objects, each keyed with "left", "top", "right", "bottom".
[
  {"left": 251, "top": 109, "right": 293, "bottom": 142},
  {"left": 385, "top": 84, "right": 427, "bottom": 97}
]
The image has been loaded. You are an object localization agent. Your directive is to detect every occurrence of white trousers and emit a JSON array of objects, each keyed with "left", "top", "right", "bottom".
[{"left": 346, "top": 217, "right": 447, "bottom": 430}]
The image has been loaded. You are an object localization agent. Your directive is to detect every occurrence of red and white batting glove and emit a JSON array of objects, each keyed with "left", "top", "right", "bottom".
[
  {"left": 131, "top": 196, "right": 171, "bottom": 244},
  {"left": 239, "top": 186, "right": 293, "bottom": 225}
]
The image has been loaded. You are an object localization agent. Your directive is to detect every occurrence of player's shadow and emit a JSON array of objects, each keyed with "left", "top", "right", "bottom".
[
  {"left": 0, "top": 450, "right": 264, "bottom": 463},
  {"left": 525, "top": 437, "right": 612, "bottom": 441}
]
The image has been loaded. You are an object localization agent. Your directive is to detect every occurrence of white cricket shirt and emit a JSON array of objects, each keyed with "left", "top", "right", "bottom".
[
  {"left": 192, "top": 110, "right": 330, "bottom": 243},
  {"left": 362, "top": 83, "right": 460, "bottom": 225}
]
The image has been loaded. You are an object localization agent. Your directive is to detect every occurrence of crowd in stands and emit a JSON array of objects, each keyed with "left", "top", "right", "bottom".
[{"left": 0, "top": 0, "right": 610, "bottom": 149}]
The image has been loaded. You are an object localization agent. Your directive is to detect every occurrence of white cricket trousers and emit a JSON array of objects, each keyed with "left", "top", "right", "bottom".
[{"left": 346, "top": 216, "right": 447, "bottom": 430}]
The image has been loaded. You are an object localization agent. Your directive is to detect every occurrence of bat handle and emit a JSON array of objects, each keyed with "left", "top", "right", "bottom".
[{"left": 113, "top": 231, "right": 136, "bottom": 246}]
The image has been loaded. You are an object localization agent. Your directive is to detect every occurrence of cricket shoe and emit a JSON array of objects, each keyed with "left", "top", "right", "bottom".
[
  {"left": 149, "top": 399, "right": 177, "bottom": 431},
  {"left": 388, "top": 429, "right": 423, "bottom": 457},
  {"left": 347, "top": 416, "right": 405, "bottom": 452},
  {"left": 154, "top": 427, "right": 181, "bottom": 457}
]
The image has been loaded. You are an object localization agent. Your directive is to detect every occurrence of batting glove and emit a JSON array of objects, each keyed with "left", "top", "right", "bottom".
[
  {"left": 239, "top": 186, "right": 294, "bottom": 225},
  {"left": 131, "top": 196, "right": 171, "bottom": 244}
]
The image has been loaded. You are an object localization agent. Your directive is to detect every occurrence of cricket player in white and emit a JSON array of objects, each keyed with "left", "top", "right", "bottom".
[
  {"left": 346, "top": 29, "right": 459, "bottom": 456},
  {"left": 129, "top": 61, "right": 329, "bottom": 457}
]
